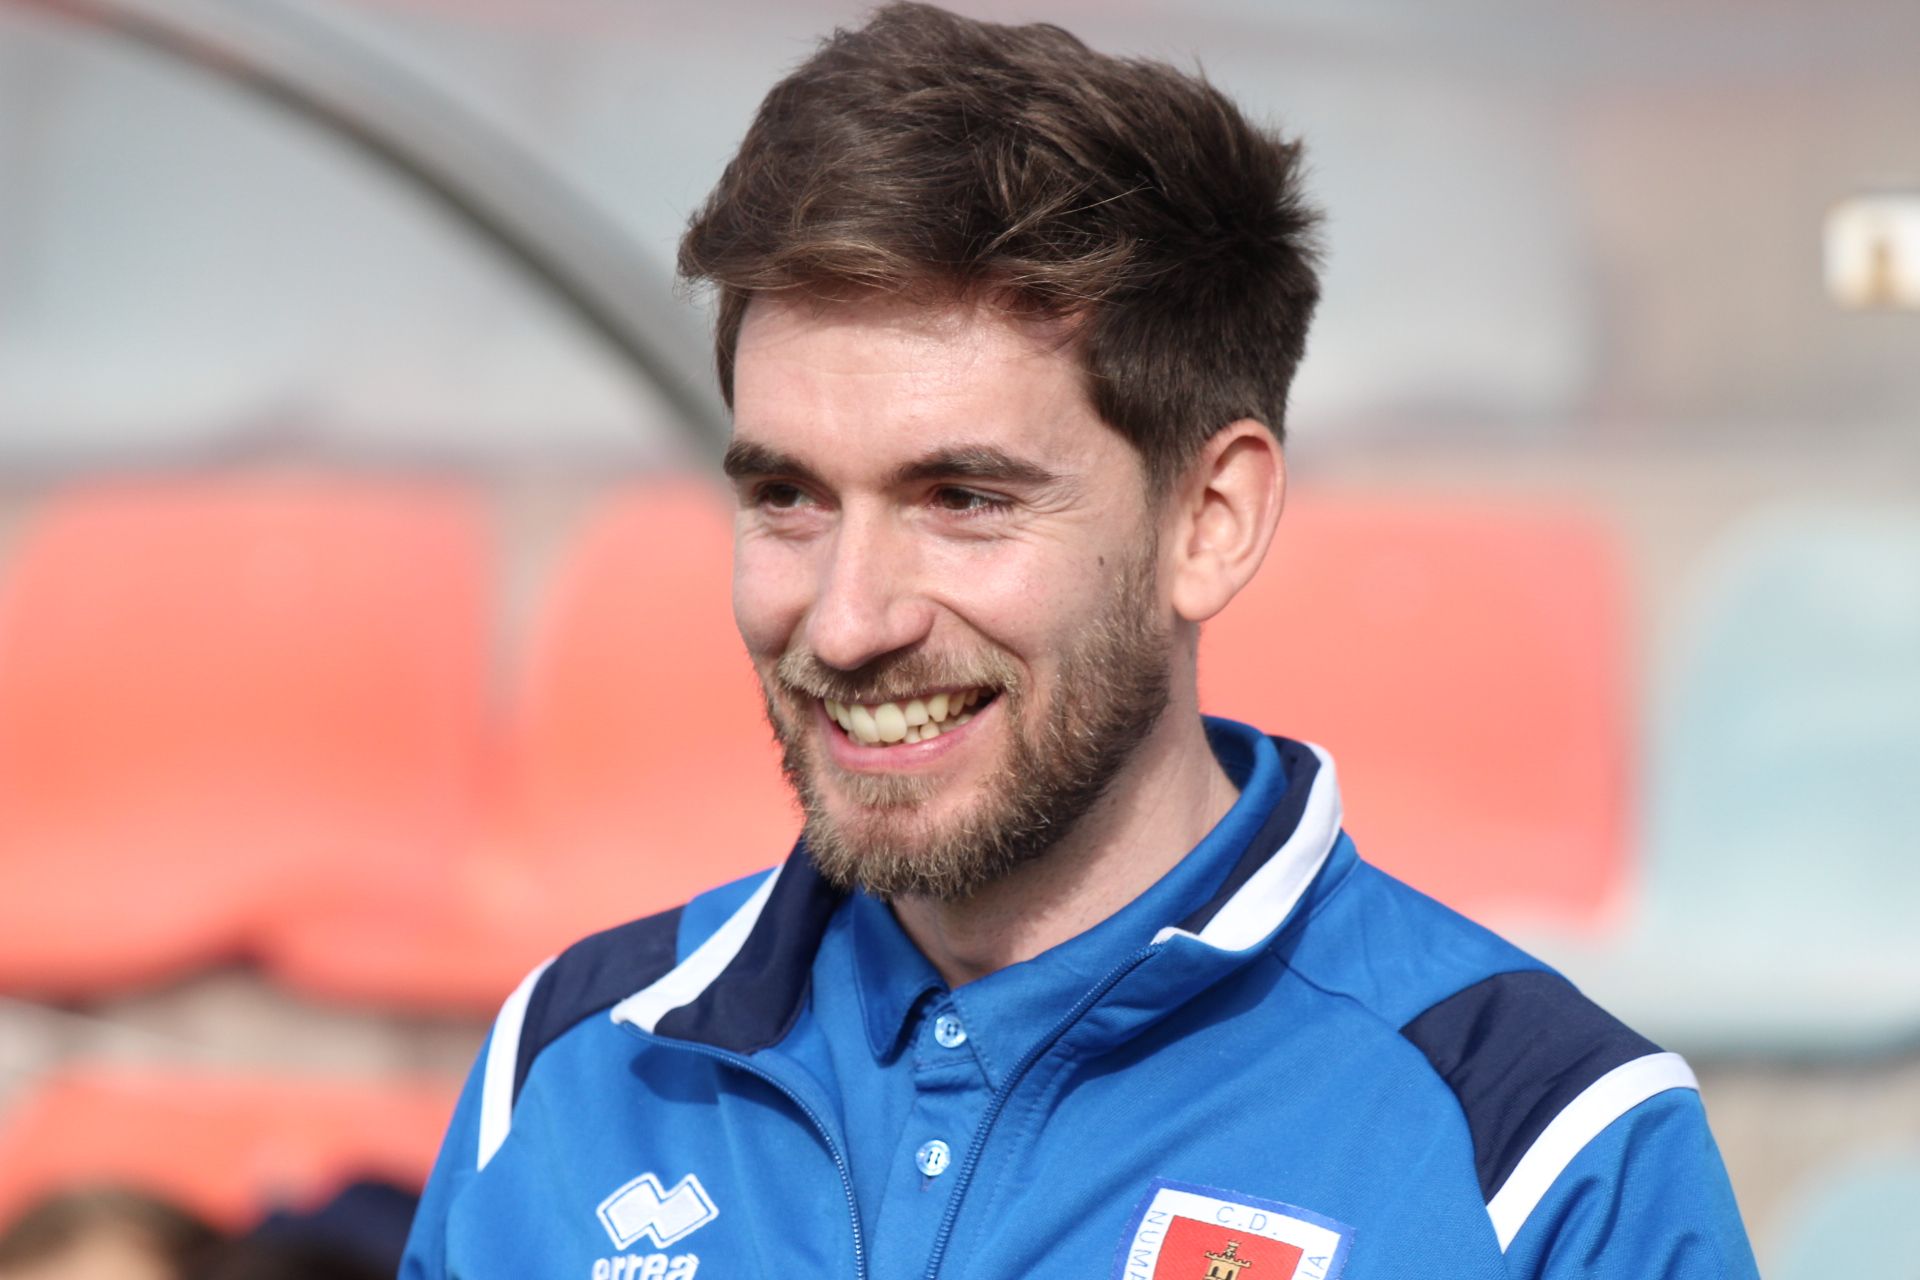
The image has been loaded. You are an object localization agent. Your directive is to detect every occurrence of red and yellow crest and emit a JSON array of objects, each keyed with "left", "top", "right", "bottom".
[
  {"left": 1114, "top": 1180, "right": 1352, "bottom": 1280},
  {"left": 1154, "top": 1218, "right": 1301, "bottom": 1279}
]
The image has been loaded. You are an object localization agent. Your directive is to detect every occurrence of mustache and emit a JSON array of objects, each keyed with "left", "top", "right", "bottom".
[{"left": 775, "top": 647, "right": 1021, "bottom": 705}]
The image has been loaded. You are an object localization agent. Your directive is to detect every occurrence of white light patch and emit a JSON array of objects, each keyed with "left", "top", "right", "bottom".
[{"left": 1826, "top": 194, "right": 1920, "bottom": 310}]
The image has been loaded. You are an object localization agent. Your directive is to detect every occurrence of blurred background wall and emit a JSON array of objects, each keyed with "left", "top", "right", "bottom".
[{"left": 0, "top": 0, "right": 1916, "bottom": 1274}]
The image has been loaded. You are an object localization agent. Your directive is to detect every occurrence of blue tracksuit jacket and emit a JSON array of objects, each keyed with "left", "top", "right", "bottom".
[{"left": 401, "top": 735, "right": 1757, "bottom": 1279}]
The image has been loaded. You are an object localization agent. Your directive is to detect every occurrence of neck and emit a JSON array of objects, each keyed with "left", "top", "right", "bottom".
[{"left": 890, "top": 702, "right": 1239, "bottom": 988}]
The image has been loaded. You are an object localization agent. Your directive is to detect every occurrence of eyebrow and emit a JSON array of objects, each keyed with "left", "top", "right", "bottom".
[
  {"left": 722, "top": 439, "right": 1061, "bottom": 491},
  {"left": 721, "top": 439, "right": 821, "bottom": 487},
  {"left": 889, "top": 446, "right": 1061, "bottom": 490}
]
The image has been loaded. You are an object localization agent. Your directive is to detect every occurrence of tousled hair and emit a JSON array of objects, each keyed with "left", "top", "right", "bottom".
[{"left": 678, "top": 2, "right": 1322, "bottom": 491}]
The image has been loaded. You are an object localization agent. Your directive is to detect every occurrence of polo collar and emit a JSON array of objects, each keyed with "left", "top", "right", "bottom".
[
  {"left": 848, "top": 719, "right": 1290, "bottom": 1064},
  {"left": 848, "top": 890, "right": 944, "bottom": 1059},
  {"left": 611, "top": 731, "right": 1345, "bottom": 1055}
]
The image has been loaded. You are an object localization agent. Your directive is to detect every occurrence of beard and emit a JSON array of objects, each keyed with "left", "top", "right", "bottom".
[{"left": 758, "top": 542, "right": 1173, "bottom": 902}]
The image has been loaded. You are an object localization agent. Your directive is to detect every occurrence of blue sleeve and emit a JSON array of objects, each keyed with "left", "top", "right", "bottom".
[
  {"left": 1504, "top": 1090, "right": 1760, "bottom": 1279},
  {"left": 399, "top": 1049, "right": 487, "bottom": 1280}
]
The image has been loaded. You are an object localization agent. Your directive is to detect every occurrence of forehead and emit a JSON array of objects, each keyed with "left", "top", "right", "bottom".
[{"left": 729, "top": 295, "right": 1123, "bottom": 473}]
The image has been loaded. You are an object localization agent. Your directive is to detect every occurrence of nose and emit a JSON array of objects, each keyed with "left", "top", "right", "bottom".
[{"left": 803, "top": 505, "right": 933, "bottom": 672}]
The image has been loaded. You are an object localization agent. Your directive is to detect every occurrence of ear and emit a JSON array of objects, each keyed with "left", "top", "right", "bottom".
[{"left": 1164, "top": 420, "right": 1284, "bottom": 625}]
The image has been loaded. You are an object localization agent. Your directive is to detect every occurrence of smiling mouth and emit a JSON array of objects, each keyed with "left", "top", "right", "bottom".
[{"left": 821, "top": 689, "right": 996, "bottom": 746}]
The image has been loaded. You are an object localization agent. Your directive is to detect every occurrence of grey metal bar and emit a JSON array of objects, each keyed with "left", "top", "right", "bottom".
[{"left": 4, "top": 0, "right": 730, "bottom": 460}]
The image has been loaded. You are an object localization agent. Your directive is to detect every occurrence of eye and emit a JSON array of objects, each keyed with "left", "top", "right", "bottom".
[
  {"left": 754, "top": 482, "right": 814, "bottom": 511},
  {"left": 931, "top": 486, "right": 1010, "bottom": 515}
]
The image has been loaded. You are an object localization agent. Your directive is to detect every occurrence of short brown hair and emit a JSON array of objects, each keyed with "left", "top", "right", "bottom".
[{"left": 678, "top": 2, "right": 1321, "bottom": 491}]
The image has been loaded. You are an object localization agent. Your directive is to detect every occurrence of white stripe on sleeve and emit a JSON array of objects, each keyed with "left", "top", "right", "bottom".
[
  {"left": 476, "top": 956, "right": 554, "bottom": 1171},
  {"left": 1487, "top": 1050, "right": 1699, "bottom": 1250}
]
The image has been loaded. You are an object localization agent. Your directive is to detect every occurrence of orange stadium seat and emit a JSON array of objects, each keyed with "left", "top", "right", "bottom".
[
  {"left": 0, "top": 1066, "right": 459, "bottom": 1230},
  {"left": 267, "top": 481, "right": 797, "bottom": 1011},
  {"left": 499, "top": 481, "right": 796, "bottom": 913},
  {"left": 1199, "top": 492, "right": 1631, "bottom": 930},
  {"left": 0, "top": 475, "right": 490, "bottom": 996}
]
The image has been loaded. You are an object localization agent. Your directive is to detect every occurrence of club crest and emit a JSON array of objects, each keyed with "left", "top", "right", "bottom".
[{"left": 1113, "top": 1179, "right": 1352, "bottom": 1280}]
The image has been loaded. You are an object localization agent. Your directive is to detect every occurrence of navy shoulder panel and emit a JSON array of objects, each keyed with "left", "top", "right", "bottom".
[
  {"left": 513, "top": 905, "right": 684, "bottom": 1103},
  {"left": 1400, "top": 969, "right": 1659, "bottom": 1200},
  {"left": 655, "top": 850, "right": 844, "bottom": 1054}
]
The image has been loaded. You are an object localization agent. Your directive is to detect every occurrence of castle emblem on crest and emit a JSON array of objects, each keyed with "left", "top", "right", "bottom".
[{"left": 1202, "top": 1239, "right": 1256, "bottom": 1279}]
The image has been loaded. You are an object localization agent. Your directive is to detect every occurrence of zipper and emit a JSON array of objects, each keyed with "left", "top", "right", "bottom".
[
  {"left": 621, "top": 1026, "right": 868, "bottom": 1280},
  {"left": 921, "top": 944, "right": 1162, "bottom": 1280}
]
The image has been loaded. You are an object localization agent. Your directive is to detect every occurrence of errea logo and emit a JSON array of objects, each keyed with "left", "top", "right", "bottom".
[{"left": 597, "top": 1172, "right": 717, "bottom": 1250}]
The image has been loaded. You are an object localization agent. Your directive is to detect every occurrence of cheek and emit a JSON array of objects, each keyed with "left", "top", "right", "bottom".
[
  {"left": 731, "top": 537, "right": 810, "bottom": 658},
  {"left": 922, "top": 538, "right": 1098, "bottom": 657}
]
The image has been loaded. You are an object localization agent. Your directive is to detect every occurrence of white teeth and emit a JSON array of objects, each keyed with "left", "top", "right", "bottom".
[
  {"left": 873, "top": 702, "right": 908, "bottom": 743},
  {"left": 828, "top": 688, "right": 991, "bottom": 747}
]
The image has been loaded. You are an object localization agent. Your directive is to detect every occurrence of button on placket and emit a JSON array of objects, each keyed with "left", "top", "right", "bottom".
[
  {"left": 915, "top": 1138, "right": 952, "bottom": 1177},
  {"left": 865, "top": 997, "right": 989, "bottom": 1251}
]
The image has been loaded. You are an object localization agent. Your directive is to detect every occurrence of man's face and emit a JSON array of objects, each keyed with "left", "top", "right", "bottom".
[{"left": 726, "top": 295, "right": 1177, "bottom": 901}]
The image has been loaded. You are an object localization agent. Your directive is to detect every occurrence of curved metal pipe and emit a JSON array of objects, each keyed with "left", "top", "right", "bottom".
[{"left": 4, "top": 0, "right": 730, "bottom": 460}]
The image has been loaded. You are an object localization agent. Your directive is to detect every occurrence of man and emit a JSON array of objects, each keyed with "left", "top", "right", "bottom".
[{"left": 402, "top": 6, "right": 1759, "bottom": 1278}]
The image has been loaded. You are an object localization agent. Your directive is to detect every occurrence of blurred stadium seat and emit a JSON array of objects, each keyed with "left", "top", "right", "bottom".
[
  {"left": 266, "top": 481, "right": 796, "bottom": 1011},
  {"left": 1769, "top": 1149, "right": 1920, "bottom": 1278},
  {"left": 498, "top": 480, "right": 795, "bottom": 910},
  {"left": 1200, "top": 492, "right": 1631, "bottom": 930},
  {"left": 1538, "top": 503, "right": 1920, "bottom": 1054},
  {"left": 0, "top": 1065, "right": 458, "bottom": 1230},
  {"left": 0, "top": 475, "right": 490, "bottom": 996}
]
